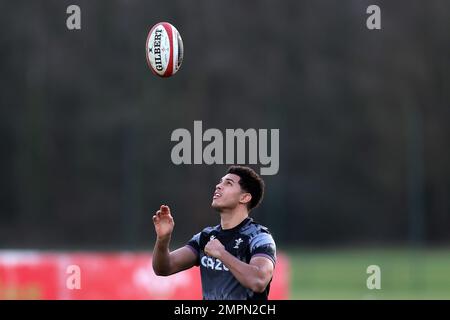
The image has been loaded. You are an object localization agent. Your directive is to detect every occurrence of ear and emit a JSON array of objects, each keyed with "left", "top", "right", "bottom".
[{"left": 239, "top": 193, "right": 252, "bottom": 206}]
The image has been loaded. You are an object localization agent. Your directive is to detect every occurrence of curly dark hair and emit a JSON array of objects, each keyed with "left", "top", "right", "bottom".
[{"left": 227, "top": 165, "right": 265, "bottom": 210}]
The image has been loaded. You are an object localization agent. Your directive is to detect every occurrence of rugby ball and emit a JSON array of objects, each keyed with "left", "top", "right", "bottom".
[{"left": 145, "top": 22, "right": 184, "bottom": 77}]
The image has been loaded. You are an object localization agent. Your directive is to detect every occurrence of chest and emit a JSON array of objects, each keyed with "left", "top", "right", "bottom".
[{"left": 199, "top": 231, "right": 251, "bottom": 262}]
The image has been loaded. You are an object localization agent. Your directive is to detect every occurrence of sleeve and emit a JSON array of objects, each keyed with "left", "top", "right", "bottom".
[
  {"left": 249, "top": 232, "right": 277, "bottom": 267},
  {"left": 186, "top": 232, "right": 201, "bottom": 266}
]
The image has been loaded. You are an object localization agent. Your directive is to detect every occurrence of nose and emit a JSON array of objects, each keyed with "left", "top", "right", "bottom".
[{"left": 216, "top": 183, "right": 222, "bottom": 190}]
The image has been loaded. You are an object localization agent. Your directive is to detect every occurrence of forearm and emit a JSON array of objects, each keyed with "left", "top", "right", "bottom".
[
  {"left": 219, "top": 250, "right": 266, "bottom": 293},
  {"left": 152, "top": 236, "right": 172, "bottom": 276}
]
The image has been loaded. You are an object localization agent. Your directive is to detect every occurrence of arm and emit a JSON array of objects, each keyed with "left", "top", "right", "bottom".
[
  {"left": 152, "top": 205, "right": 198, "bottom": 276},
  {"left": 152, "top": 239, "right": 198, "bottom": 276},
  {"left": 205, "top": 239, "right": 274, "bottom": 293}
]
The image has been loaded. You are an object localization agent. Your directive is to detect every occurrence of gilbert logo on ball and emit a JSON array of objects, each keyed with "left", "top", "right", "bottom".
[{"left": 146, "top": 22, "right": 184, "bottom": 77}]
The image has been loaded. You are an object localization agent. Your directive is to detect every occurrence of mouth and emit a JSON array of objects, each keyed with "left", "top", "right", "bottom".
[{"left": 213, "top": 191, "right": 222, "bottom": 200}]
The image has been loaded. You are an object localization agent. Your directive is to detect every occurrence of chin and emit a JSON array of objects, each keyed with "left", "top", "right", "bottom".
[
  {"left": 211, "top": 200, "right": 228, "bottom": 212},
  {"left": 211, "top": 201, "right": 221, "bottom": 211},
  {"left": 211, "top": 201, "right": 237, "bottom": 213}
]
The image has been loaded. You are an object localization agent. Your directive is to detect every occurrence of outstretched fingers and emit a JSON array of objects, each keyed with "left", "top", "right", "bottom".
[{"left": 160, "top": 205, "right": 171, "bottom": 216}]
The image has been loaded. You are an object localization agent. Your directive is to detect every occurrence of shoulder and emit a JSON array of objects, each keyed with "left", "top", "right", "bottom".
[
  {"left": 191, "top": 225, "right": 220, "bottom": 244},
  {"left": 200, "top": 224, "right": 220, "bottom": 235},
  {"left": 187, "top": 224, "right": 220, "bottom": 251},
  {"left": 241, "top": 221, "right": 273, "bottom": 239},
  {"left": 243, "top": 221, "right": 277, "bottom": 265},
  {"left": 191, "top": 225, "right": 220, "bottom": 238},
  {"left": 241, "top": 221, "right": 276, "bottom": 248}
]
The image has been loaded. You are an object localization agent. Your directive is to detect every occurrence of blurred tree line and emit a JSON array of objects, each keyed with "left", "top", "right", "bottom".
[{"left": 0, "top": 0, "right": 449, "bottom": 249}]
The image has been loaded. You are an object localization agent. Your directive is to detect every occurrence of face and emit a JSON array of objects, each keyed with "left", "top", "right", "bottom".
[{"left": 211, "top": 173, "right": 251, "bottom": 211}]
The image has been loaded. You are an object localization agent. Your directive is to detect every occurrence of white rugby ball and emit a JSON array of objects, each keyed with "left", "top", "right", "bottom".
[{"left": 145, "top": 22, "right": 184, "bottom": 77}]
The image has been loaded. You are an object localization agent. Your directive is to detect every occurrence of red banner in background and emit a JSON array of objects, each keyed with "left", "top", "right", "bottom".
[{"left": 0, "top": 251, "right": 289, "bottom": 300}]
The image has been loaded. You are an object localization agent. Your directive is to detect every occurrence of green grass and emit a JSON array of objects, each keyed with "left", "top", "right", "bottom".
[{"left": 287, "top": 248, "right": 450, "bottom": 299}]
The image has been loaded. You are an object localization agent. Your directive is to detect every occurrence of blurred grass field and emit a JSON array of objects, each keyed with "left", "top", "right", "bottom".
[{"left": 287, "top": 248, "right": 450, "bottom": 299}]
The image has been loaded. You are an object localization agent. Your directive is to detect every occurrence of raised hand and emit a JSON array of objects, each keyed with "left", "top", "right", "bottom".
[{"left": 152, "top": 205, "right": 175, "bottom": 240}]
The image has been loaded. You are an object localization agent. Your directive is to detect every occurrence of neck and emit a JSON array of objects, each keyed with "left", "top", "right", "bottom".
[{"left": 220, "top": 206, "right": 249, "bottom": 230}]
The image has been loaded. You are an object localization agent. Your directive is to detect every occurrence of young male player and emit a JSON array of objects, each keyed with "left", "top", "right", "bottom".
[{"left": 152, "top": 165, "right": 276, "bottom": 300}]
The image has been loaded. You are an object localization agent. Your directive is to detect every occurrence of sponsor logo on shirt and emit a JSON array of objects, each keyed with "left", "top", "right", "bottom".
[{"left": 201, "top": 256, "right": 229, "bottom": 271}]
